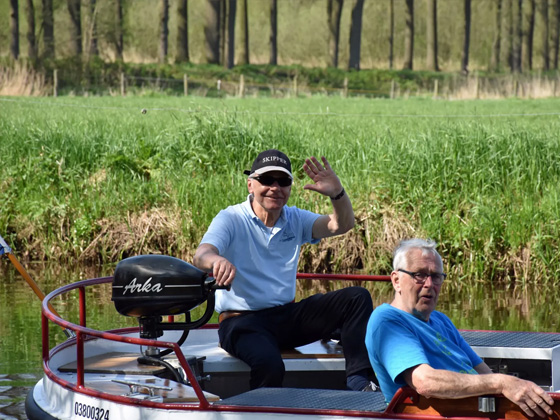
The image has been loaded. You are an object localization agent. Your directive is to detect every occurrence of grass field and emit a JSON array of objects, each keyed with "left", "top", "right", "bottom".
[{"left": 1, "top": 95, "right": 560, "bottom": 286}]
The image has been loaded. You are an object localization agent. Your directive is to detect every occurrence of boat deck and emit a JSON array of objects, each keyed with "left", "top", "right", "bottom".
[
  {"left": 215, "top": 387, "right": 387, "bottom": 412},
  {"left": 463, "top": 330, "right": 560, "bottom": 351}
]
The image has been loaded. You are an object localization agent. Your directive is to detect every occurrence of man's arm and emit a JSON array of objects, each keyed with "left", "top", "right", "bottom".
[
  {"left": 403, "top": 363, "right": 554, "bottom": 418},
  {"left": 302, "top": 156, "right": 355, "bottom": 239},
  {"left": 474, "top": 361, "right": 494, "bottom": 374},
  {"left": 193, "top": 243, "right": 236, "bottom": 287}
]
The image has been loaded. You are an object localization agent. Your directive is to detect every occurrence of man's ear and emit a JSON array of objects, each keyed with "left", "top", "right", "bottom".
[
  {"left": 391, "top": 271, "right": 400, "bottom": 293},
  {"left": 247, "top": 178, "right": 254, "bottom": 194}
]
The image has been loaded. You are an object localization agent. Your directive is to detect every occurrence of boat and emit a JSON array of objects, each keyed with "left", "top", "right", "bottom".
[{"left": 21, "top": 253, "right": 560, "bottom": 420}]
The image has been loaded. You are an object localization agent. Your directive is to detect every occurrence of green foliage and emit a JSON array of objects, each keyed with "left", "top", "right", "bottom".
[{"left": 2, "top": 96, "right": 560, "bottom": 285}]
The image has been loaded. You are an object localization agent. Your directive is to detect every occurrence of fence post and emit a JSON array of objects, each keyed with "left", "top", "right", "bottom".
[
  {"left": 293, "top": 74, "right": 298, "bottom": 97},
  {"left": 217, "top": 79, "right": 221, "bottom": 91},
  {"left": 433, "top": 79, "right": 439, "bottom": 99},
  {"left": 239, "top": 74, "right": 245, "bottom": 98},
  {"left": 183, "top": 74, "right": 188, "bottom": 96},
  {"left": 475, "top": 73, "right": 479, "bottom": 99},
  {"left": 343, "top": 77, "right": 348, "bottom": 98},
  {"left": 120, "top": 72, "right": 125, "bottom": 96},
  {"left": 53, "top": 69, "right": 58, "bottom": 97},
  {"left": 390, "top": 79, "right": 395, "bottom": 99}
]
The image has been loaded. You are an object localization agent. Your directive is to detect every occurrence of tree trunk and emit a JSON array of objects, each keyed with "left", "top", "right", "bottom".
[
  {"left": 159, "top": 0, "right": 169, "bottom": 63},
  {"left": 327, "top": 0, "right": 344, "bottom": 68},
  {"left": 10, "top": 0, "right": 20, "bottom": 60},
  {"left": 204, "top": 0, "right": 220, "bottom": 64},
  {"left": 269, "top": 0, "right": 278, "bottom": 65},
  {"left": 115, "top": 0, "right": 124, "bottom": 61},
  {"left": 42, "top": 0, "right": 54, "bottom": 59},
  {"left": 512, "top": 0, "right": 523, "bottom": 72},
  {"left": 348, "top": 0, "right": 365, "bottom": 70},
  {"left": 426, "top": 0, "right": 439, "bottom": 71},
  {"left": 88, "top": 0, "right": 98, "bottom": 57},
  {"left": 176, "top": 0, "right": 189, "bottom": 63},
  {"left": 539, "top": 0, "right": 549, "bottom": 70},
  {"left": 219, "top": 0, "right": 226, "bottom": 66},
  {"left": 491, "top": 0, "right": 502, "bottom": 71},
  {"left": 461, "top": 0, "right": 471, "bottom": 74},
  {"left": 67, "top": 0, "right": 82, "bottom": 56},
  {"left": 237, "top": 0, "right": 249, "bottom": 64},
  {"left": 523, "top": 0, "right": 536, "bottom": 70},
  {"left": 226, "top": 0, "right": 237, "bottom": 69},
  {"left": 552, "top": 0, "right": 560, "bottom": 68},
  {"left": 502, "top": 0, "right": 513, "bottom": 71},
  {"left": 403, "top": 0, "right": 414, "bottom": 70},
  {"left": 388, "top": 0, "right": 394, "bottom": 69},
  {"left": 26, "top": 0, "right": 37, "bottom": 61}
]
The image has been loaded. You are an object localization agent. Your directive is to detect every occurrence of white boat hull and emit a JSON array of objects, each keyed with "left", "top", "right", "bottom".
[{"left": 29, "top": 375, "right": 389, "bottom": 420}]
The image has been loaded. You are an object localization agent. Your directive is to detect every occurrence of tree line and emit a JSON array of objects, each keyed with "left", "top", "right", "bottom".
[{"left": 5, "top": 0, "right": 560, "bottom": 74}]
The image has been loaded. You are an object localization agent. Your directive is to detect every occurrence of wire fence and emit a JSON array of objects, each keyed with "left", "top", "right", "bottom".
[
  {"left": 3, "top": 95, "right": 560, "bottom": 120},
  {"left": 48, "top": 70, "right": 560, "bottom": 100}
]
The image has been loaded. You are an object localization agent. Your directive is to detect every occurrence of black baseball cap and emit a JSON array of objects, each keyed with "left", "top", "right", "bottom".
[{"left": 243, "top": 149, "right": 293, "bottom": 178}]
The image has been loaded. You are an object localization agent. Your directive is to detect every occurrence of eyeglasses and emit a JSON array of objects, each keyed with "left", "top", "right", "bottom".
[
  {"left": 252, "top": 175, "right": 293, "bottom": 187},
  {"left": 397, "top": 268, "right": 447, "bottom": 285}
]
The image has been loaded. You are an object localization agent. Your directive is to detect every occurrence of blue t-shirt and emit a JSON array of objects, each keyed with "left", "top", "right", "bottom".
[
  {"left": 365, "top": 303, "right": 483, "bottom": 403},
  {"left": 200, "top": 196, "right": 321, "bottom": 312}
]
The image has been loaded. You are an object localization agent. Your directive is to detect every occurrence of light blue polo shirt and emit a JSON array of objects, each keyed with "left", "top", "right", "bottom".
[
  {"left": 200, "top": 196, "right": 321, "bottom": 313},
  {"left": 366, "top": 304, "right": 483, "bottom": 403}
]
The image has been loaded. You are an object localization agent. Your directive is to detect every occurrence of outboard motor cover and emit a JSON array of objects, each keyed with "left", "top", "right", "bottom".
[{"left": 112, "top": 255, "right": 209, "bottom": 317}]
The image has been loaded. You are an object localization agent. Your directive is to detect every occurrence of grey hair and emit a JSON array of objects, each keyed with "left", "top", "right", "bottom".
[{"left": 392, "top": 238, "right": 442, "bottom": 270}]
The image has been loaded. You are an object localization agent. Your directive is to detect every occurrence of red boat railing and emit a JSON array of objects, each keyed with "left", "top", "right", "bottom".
[
  {"left": 297, "top": 273, "right": 391, "bottom": 282},
  {"left": 41, "top": 276, "right": 216, "bottom": 409},
  {"left": 41, "top": 272, "right": 392, "bottom": 413}
]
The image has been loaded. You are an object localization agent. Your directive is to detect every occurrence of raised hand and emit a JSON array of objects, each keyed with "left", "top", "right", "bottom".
[{"left": 303, "top": 156, "right": 343, "bottom": 199}]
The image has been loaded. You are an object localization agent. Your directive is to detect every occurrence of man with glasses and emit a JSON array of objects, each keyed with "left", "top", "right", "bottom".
[
  {"left": 365, "top": 238, "right": 553, "bottom": 417},
  {"left": 193, "top": 149, "right": 374, "bottom": 391}
]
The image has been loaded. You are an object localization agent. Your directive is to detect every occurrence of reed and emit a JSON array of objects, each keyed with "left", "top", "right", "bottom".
[
  {"left": 0, "top": 62, "right": 48, "bottom": 96},
  {"left": 1, "top": 96, "right": 559, "bottom": 286}
]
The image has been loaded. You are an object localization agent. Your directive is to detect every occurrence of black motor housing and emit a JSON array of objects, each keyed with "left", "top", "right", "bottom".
[{"left": 112, "top": 254, "right": 210, "bottom": 318}]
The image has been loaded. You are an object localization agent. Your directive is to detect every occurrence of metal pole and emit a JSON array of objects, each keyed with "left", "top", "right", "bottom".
[{"left": 1, "top": 235, "right": 71, "bottom": 334}]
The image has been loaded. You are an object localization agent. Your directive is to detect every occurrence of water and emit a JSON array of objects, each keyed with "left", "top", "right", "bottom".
[
  {"left": 1, "top": 262, "right": 559, "bottom": 419},
  {"left": 0, "top": 263, "right": 125, "bottom": 419}
]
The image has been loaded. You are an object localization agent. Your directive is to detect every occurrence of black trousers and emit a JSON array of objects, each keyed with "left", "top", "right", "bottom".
[{"left": 218, "top": 286, "right": 373, "bottom": 389}]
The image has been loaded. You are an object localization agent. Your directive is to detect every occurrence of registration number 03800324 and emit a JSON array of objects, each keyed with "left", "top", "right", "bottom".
[{"left": 74, "top": 401, "right": 110, "bottom": 420}]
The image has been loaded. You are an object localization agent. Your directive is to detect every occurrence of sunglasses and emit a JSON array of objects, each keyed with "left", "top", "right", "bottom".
[{"left": 252, "top": 175, "right": 293, "bottom": 187}]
